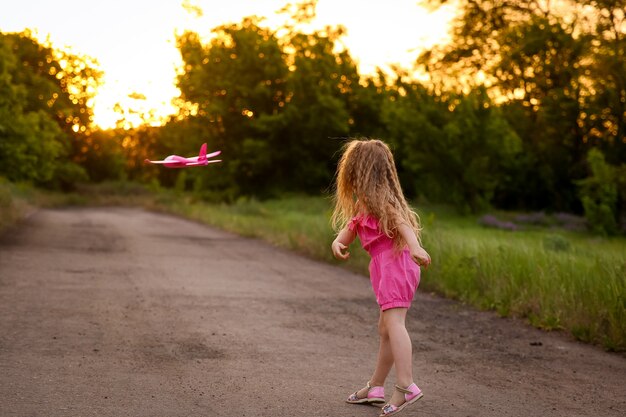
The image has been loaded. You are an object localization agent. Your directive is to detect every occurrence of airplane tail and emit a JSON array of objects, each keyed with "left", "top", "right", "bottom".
[{"left": 198, "top": 143, "right": 207, "bottom": 162}]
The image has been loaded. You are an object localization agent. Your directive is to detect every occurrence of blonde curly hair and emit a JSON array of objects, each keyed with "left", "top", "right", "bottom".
[{"left": 331, "top": 138, "right": 422, "bottom": 249}]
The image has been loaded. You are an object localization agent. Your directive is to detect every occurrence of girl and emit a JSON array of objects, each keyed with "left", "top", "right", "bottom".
[{"left": 331, "top": 139, "right": 431, "bottom": 417}]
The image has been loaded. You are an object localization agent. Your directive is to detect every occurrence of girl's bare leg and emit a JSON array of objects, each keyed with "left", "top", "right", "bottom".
[
  {"left": 370, "top": 310, "right": 394, "bottom": 385},
  {"left": 382, "top": 307, "right": 413, "bottom": 406},
  {"left": 355, "top": 311, "right": 394, "bottom": 398}
]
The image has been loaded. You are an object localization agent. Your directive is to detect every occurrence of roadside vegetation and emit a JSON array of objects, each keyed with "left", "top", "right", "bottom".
[{"left": 0, "top": 179, "right": 37, "bottom": 232}]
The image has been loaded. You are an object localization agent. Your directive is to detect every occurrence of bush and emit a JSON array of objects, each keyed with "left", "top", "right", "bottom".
[
  {"left": 542, "top": 234, "right": 571, "bottom": 252},
  {"left": 577, "top": 149, "right": 619, "bottom": 235}
]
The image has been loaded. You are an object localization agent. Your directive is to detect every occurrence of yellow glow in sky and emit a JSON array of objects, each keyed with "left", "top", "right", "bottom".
[{"left": 0, "top": 0, "right": 455, "bottom": 129}]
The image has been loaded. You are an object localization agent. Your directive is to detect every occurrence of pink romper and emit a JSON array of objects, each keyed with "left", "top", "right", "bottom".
[{"left": 349, "top": 214, "right": 420, "bottom": 311}]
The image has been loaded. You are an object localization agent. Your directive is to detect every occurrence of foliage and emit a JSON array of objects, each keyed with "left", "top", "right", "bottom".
[
  {"left": 173, "top": 13, "right": 361, "bottom": 197},
  {"left": 382, "top": 82, "right": 521, "bottom": 211},
  {"left": 75, "top": 129, "right": 127, "bottom": 182},
  {"left": 175, "top": 18, "right": 290, "bottom": 197},
  {"left": 4, "top": 31, "right": 100, "bottom": 136},
  {"left": 275, "top": 23, "right": 359, "bottom": 192},
  {"left": 0, "top": 34, "right": 64, "bottom": 184},
  {"left": 419, "top": 0, "right": 626, "bottom": 212},
  {"left": 0, "top": 31, "right": 102, "bottom": 187},
  {"left": 577, "top": 148, "right": 622, "bottom": 235}
]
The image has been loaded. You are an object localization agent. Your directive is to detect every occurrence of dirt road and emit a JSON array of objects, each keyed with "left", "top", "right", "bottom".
[{"left": 0, "top": 208, "right": 624, "bottom": 417}]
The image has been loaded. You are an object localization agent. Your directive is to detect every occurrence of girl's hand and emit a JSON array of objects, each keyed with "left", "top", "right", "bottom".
[
  {"left": 410, "top": 245, "right": 431, "bottom": 268},
  {"left": 332, "top": 240, "right": 350, "bottom": 260}
]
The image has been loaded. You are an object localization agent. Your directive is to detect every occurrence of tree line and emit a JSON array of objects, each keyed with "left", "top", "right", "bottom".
[{"left": 0, "top": 0, "right": 624, "bottom": 233}]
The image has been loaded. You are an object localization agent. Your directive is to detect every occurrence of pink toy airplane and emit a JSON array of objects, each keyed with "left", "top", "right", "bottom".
[{"left": 144, "top": 143, "right": 221, "bottom": 168}]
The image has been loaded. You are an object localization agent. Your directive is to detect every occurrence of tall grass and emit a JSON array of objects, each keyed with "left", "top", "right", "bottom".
[
  {"left": 426, "top": 225, "right": 625, "bottom": 350},
  {"left": 156, "top": 195, "right": 626, "bottom": 351},
  {"left": 0, "top": 178, "right": 37, "bottom": 233}
]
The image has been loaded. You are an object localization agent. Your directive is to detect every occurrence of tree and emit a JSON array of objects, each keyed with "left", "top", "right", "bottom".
[
  {"left": 273, "top": 23, "right": 360, "bottom": 192},
  {"left": 581, "top": 0, "right": 626, "bottom": 164},
  {"left": 419, "top": 0, "right": 626, "bottom": 211},
  {"left": 0, "top": 33, "right": 66, "bottom": 184},
  {"left": 0, "top": 31, "right": 102, "bottom": 187},
  {"left": 176, "top": 18, "right": 289, "bottom": 197},
  {"left": 382, "top": 79, "right": 521, "bottom": 211},
  {"left": 175, "top": 6, "right": 362, "bottom": 197},
  {"left": 577, "top": 148, "right": 620, "bottom": 234},
  {"left": 75, "top": 128, "right": 127, "bottom": 183}
]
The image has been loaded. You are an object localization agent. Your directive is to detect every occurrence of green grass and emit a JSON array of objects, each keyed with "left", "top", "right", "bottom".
[
  {"left": 425, "top": 222, "right": 625, "bottom": 351},
  {"left": 3, "top": 182, "right": 625, "bottom": 351}
]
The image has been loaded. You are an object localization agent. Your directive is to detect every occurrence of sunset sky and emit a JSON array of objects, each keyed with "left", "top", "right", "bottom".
[{"left": 0, "top": 0, "right": 456, "bottom": 128}]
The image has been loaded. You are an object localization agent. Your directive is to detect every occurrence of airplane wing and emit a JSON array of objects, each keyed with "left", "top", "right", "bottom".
[
  {"left": 146, "top": 160, "right": 178, "bottom": 164},
  {"left": 185, "top": 159, "right": 222, "bottom": 166}
]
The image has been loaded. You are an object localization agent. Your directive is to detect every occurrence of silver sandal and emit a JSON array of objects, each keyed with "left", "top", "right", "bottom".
[
  {"left": 379, "top": 383, "right": 423, "bottom": 416},
  {"left": 346, "top": 381, "right": 386, "bottom": 405}
]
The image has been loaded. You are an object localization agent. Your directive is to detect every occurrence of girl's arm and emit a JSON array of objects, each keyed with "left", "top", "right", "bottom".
[
  {"left": 331, "top": 226, "right": 356, "bottom": 260},
  {"left": 397, "top": 223, "right": 431, "bottom": 268}
]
